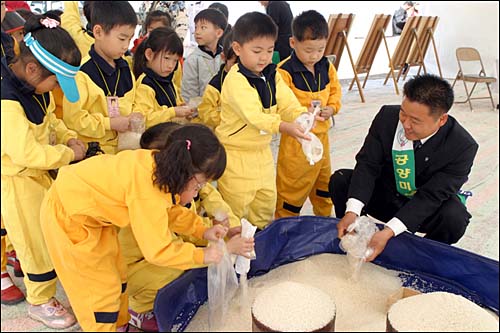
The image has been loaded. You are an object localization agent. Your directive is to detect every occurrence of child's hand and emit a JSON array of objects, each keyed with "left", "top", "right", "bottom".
[
  {"left": 174, "top": 106, "right": 194, "bottom": 118},
  {"left": 110, "top": 116, "right": 130, "bottom": 132},
  {"left": 279, "top": 121, "right": 311, "bottom": 141},
  {"left": 203, "top": 224, "right": 228, "bottom": 241},
  {"left": 319, "top": 106, "right": 335, "bottom": 120},
  {"left": 213, "top": 215, "right": 230, "bottom": 229},
  {"left": 227, "top": 226, "right": 242, "bottom": 239},
  {"left": 67, "top": 139, "right": 86, "bottom": 161},
  {"left": 226, "top": 234, "right": 255, "bottom": 258},
  {"left": 203, "top": 244, "right": 223, "bottom": 264}
]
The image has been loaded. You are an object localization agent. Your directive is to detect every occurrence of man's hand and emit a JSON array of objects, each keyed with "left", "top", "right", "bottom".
[
  {"left": 364, "top": 227, "right": 395, "bottom": 262},
  {"left": 337, "top": 212, "right": 358, "bottom": 238}
]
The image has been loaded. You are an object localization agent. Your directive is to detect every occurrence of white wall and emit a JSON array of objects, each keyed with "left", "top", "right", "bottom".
[{"left": 200, "top": 1, "right": 499, "bottom": 85}]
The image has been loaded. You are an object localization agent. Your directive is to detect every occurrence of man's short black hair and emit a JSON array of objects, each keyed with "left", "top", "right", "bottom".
[
  {"left": 403, "top": 74, "right": 454, "bottom": 116},
  {"left": 91, "top": 1, "right": 138, "bottom": 33},
  {"left": 292, "top": 10, "right": 329, "bottom": 42},
  {"left": 194, "top": 8, "right": 227, "bottom": 31},
  {"left": 232, "top": 12, "right": 277, "bottom": 45}
]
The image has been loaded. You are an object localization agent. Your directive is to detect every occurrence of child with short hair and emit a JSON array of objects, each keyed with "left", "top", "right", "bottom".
[
  {"left": 62, "top": 1, "right": 138, "bottom": 154},
  {"left": 275, "top": 10, "right": 342, "bottom": 218},
  {"left": 131, "top": 10, "right": 172, "bottom": 54},
  {"left": 181, "top": 8, "right": 227, "bottom": 103},
  {"left": 215, "top": 12, "right": 313, "bottom": 230},
  {"left": 133, "top": 27, "right": 194, "bottom": 128},
  {"left": 198, "top": 30, "right": 237, "bottom": 129},
  {"left": 40, "top": 124, "right": 232, "bottom": 331},
  {"left": 1, "top": 14, "right": 85, "bottom": 328}
]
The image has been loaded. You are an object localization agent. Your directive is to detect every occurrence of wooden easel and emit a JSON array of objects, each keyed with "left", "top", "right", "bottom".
[
  {"left": 403, "top": 16, "right": 442, "bottom": 80},
  {"left": 324, "top": 14, "right": 364, "bottom": 102},
  {"left": 384, "top": 16, "right": 442, "bottom": 85},
  {"left": 348, "top": 14, "right": 399, "bottom": 101}
]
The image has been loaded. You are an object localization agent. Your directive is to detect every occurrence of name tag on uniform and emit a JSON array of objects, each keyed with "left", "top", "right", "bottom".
[{"left": 107, "top": 96, "right": 120, "bottom": 118}]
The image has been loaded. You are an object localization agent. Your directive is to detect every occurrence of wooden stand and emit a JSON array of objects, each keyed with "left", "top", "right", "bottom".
[
  {"left": 348, "top": 14, "right": 399, "bottom": 102},
  {"left": 325, "top": 13, "right": 364, "bottom": 102},
  {"left": 384, "top": 16, "right": 442, "bottom": 86}
]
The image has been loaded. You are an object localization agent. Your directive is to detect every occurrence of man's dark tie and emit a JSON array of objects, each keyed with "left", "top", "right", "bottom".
[{"left": 413, "top": 140, "right": 422, "bottom": 150}]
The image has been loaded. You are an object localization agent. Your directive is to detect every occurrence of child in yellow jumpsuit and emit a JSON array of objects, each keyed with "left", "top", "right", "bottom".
[
  {"left": 276, "top": 10, "right": 342, "bottom": 218},
  {"left": 1, "top": 14, "right": 86, "bottom": 328},
  {"left": 132, "top": 27, "right": 194, "bottom": 128},
  {"left": 40, "top": 124, "right": 234, "bottom": 332},
  {"left": 121, "top": 122, "right": 251, "bottom": 331},
  {"left": 61, "top": 2, "right": 138, "bottom": 154},
  {"left": 0, "top": 1, "right": 25, "bottom": 306},
  {"left": 215, "top": 12, "right": 313, "bottom": 230}
]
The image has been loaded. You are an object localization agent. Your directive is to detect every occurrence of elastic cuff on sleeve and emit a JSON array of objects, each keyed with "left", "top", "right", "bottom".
[
  {"left": 193, "top": 248, "right": 204, "bottom": 265},
  {"left": 104, "top": 117, "right": 111, "bottom": 131}
]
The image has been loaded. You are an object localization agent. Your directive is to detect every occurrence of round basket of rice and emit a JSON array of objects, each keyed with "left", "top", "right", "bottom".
[
  {"left": 387, "top": 291, "right": 499, "bottom": 332},
  {"left": 251, "top": 281, "right": 336, "bottom": 332}
]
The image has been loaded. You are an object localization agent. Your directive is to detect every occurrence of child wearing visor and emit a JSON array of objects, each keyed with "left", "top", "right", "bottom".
[{"left": 1, "top": 15, "right": 85, "bottom": 329}]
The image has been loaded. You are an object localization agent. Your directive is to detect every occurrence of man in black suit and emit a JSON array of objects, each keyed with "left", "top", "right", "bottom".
[{"left": 329, "top": 74, "right": 478, "bottom": 261}]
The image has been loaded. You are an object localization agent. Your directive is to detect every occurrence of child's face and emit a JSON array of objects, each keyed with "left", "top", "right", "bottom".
[
  {"left": 179, "top": 173, "right": 207, "bottom": 205},
  {"left": 233, "top": 36, "right": 275, "bottom": 75},
  {"left": 146, "top": 49, "right": 180, "bottom": 77},
  {"left": 194, "top": 20, "right": 223, "bottom": 47},
  {"left": 94, "top": 24, "right": 136, "bottom": 60},
  {"left": 34, "top": 74, "right": 59, "bottom": 95},
  {"left": 290, "top": 37, "right": 327, "bottom": 69}
]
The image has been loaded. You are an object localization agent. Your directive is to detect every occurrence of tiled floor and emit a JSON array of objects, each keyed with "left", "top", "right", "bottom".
[{"left": 1, "top": 74, "right": 498, "bottom": 331}]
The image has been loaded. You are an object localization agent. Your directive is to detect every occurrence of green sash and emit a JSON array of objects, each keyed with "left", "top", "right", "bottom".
[{"left": 392, "top": 121, "right": 417, "bottom": 197}]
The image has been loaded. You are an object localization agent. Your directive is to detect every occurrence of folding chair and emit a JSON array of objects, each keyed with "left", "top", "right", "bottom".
[{"left": 452, "top": 47, "right": 497, "bottom": 111}]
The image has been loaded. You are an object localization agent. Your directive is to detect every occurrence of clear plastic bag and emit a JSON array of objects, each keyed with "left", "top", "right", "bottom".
[
  {"left": 207, "top": 239, "right": 238, "bottom": 330},
  {"left": 295, "top": 103, "right": 324, "bottom": 165},
  {"left": 339, "top": 216, "right": 378, "bottom": 281},
  {"left": 117, "top": 113, "right": 145, "bottom": 151}
]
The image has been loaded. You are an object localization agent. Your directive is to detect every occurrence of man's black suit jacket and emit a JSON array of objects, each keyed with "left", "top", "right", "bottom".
[{"left": 349, "top": 105, "right": 479, "bottom": 232}]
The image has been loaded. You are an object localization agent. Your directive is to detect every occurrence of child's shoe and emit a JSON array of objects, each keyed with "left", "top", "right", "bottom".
[
  {"left": 1, "top": 272, "right": 25, "bottom": 304},
  {"left": 28, "top": 297, "right": 76, "bottom": 329},
  {"left": 6, "top": 250, "right": 24, "bottom": 277},
  {"left": 129, "top": 308, "right": 158, "bottom": 332}
]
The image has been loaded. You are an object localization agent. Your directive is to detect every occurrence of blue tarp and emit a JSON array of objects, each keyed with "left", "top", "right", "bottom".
[{"left": 154, "top": 216, "right": 499, "bottom": 332}]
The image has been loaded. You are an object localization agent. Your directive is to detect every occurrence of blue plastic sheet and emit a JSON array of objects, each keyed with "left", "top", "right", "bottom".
[{"left": 154, "top": 216, "right": 499, "bottom": 332}]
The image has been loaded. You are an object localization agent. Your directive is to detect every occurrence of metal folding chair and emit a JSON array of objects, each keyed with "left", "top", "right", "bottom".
[{"left": 451, "top": 47, "right": 497, "bottom": 111}]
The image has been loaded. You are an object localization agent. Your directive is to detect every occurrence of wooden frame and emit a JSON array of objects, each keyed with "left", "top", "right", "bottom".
[
  {"left": 403, "top": 16, "right": 442, "bottom": 80},
  {"left": 348, "top": 14, "right": 399, "bottom": 101},
  {"left": 324, "top": 14, "right": 364, "bottom": 102},
  {"left": 384, "top": 16, "right": 442, "bottom": 85}
]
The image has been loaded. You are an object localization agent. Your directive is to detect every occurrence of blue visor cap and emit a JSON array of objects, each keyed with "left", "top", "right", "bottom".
[{"left": 24, "top": 32, "right": 81, "bottom": 103}]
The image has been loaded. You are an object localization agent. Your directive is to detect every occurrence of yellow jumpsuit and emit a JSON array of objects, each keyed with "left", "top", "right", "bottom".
[
  {"left": 1, "top": 76, "right": 77, "bottom": 305},
  {"left": 215, "top": 63, "right": 306, "bottom": 229},
  {"left": 120, "top": 182, "right": 239, "bottom": 313},
  {"left": 275, "top": 54, "right": 342, "bottom": 218},
  {"left": 62, "top": 49, "right": 136, "bottom": 154},
  {"left": 40, "top": 150, "right": 208, "bottom": 332},
  {"left": 132, "top": 69, "right": 184, "bottom": 129},
  {"left": 1, "top": 31, "right": 19, "bottom": 272},
  {"left": 198, "top": 65, "right": 227, "bottom": 130}
]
